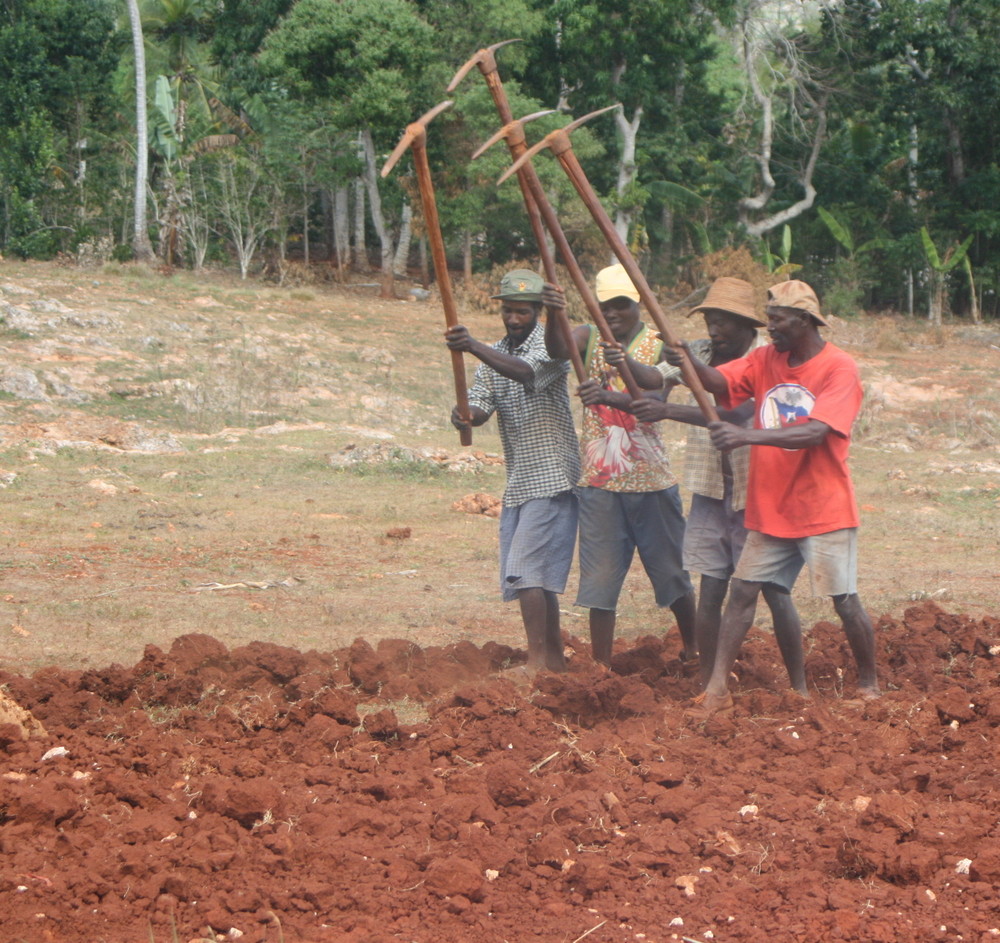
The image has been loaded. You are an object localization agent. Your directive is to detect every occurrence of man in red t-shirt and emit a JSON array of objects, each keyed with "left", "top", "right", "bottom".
[{"left": 669, "top": 280, "right": 879, "bottom": 713}]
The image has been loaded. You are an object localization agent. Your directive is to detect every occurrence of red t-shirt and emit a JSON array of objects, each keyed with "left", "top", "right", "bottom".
[{"left": 717, "top": 342, "right": 862, "bottom": 538}]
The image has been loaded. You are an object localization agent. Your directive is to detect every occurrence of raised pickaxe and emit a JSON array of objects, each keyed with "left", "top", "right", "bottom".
[
  {"left": 500, "top": 108, "right": 720, "bottom": 423},
  {"left": 448, "top": 42, "right": 586, "bottom": 384},
  {"left": 472, "top": 109, "right": 642, "bottom": 399},
  {"left": 381, "top": 100, "right": 473, "bottom": 446}
]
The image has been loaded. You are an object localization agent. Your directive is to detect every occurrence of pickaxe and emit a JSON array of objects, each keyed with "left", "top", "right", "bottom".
[
  {"left": 381, "top": 100, "right": 473, "bottom": 446},
  {"left": 472, "top": 109, "right": 642, "bottom": 399},
  {"left": 500, "top": 108, "right": 720, "bottom": 423},
  {"left": 448, "top": 41, "right": 587, "bottom": 385}
]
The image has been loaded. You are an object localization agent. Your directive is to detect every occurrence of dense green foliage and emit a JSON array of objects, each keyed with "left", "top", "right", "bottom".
[{"left": 0, "top": 0, "right": 997, "bottom": 318}]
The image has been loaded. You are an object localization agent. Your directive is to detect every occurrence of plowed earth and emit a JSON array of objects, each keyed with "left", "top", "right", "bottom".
[{"left": 3, "top": 600, "right": 1000, "bottom": 943}]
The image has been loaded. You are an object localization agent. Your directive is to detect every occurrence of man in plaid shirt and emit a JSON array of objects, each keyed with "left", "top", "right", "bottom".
[{"left": 446, "top": 269, "right": 580, "bottom": 674}]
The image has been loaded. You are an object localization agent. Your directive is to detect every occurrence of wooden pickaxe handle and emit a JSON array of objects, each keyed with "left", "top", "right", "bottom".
[
  {"left": 382, "top": 103, "right": 474, "bottom": 446},
  {"left": 553, "top": 143, "right": 718, "bottom": 421},
  {"left": 450, "top": 44, "right": 586, "bottom": 384},
  {"left": 503, "top": 118, "right": 719, "bottom": 423},
  {"left": 411, "top": 142, "right": 474, "bottom": 446},
  {"left": 474, "top": 120, "right": 643, "bottom": 399}
]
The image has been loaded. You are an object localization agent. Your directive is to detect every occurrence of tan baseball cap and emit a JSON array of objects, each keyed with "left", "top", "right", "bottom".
[
  {"left": 767, "top": 279, "right": 828, "bottom": 326},
  {"left": 690, "top": 277, "right": 765, "bottom": 327},
  {"left": 595, "top": 264, "right": 640, "bottom": 303}
]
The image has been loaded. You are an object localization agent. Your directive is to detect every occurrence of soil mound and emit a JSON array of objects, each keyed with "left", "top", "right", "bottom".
[{"left": 2, "top": 601, "right": 999, "bottom": 942}]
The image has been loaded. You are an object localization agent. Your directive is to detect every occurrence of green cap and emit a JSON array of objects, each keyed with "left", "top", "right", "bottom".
[{"left": 491, "top": 268, "right": 544, "bottom": 303}]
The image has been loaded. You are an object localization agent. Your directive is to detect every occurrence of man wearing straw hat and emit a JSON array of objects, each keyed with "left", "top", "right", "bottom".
[
  {"left": 546, "top": 262, "right": 697, "bottom": 666},
  {"left": 663, "top": 279, "right": 880, "bottom": 713},
  {"left": 629, "top": 277, "right": 805, "bottom": 693},
  {"left": 446, "top": 268, "right": 580, "bottom": 675}
]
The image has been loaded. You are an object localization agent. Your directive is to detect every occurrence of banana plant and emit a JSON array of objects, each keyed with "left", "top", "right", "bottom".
[
  {"left": 761, "top": 224, "right": 802, "bottom": 278},
  {"left": 920, "top": 226, "right": 973, "bottom": 325},
  {"left": 817, "top": 207, "right": 888, "bottom": 258}
]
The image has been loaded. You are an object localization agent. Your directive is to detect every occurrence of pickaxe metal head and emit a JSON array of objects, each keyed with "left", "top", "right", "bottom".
[
  {"left": 446, "top": 39, "right": 522, "bottom": 92},
  {"left": 497, "top": 104, "right": 621, "bottom": 184},
  {"left": 471, "top": 109, "right": 557, "bottom": 161},
  {"left": 380, "top": 100, "right": 454, "bottom": 178}
]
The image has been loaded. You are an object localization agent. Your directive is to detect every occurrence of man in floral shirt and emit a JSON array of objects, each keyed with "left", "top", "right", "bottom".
[{"left": 545, "top": 264, "right": 696, "bottom": 665}]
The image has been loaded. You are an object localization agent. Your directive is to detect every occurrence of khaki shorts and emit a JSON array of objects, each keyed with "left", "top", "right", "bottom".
[{"left": 733, "top": 528, "right": 858, "bottom": 596}]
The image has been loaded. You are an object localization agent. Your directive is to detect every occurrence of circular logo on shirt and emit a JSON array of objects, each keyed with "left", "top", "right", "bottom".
[{"left": 759, "top": 383, "right": 816, "bottom": 430}]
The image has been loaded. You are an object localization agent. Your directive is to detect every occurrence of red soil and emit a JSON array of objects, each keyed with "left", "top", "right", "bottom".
[{"left": 2, "top": 600, "right": 1000, "bottom": 943}]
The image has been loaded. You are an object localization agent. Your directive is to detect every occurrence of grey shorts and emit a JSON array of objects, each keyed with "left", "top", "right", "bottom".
[
  {"left": 683, "top": 483, "right": 749, "bottom": 581},
  {"left": 498, "top": 491, "right": 578, "bottom": 602},
  {"left": 575, "top": 485, "right": 693, "bottom": 611},
  {"left": 733, "top": 527, "right": 859, "bottom": 596}
]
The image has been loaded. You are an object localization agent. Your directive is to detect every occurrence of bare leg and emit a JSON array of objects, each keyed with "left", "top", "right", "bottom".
[
  {"left": 696, "top": 575, "right": 729, "bottom": 687},
  {"left": 589, "top": 608, "right": 615, "bottom": 666},
  {"left": 704, "top": 578, "right": 761, "bottom": 697},
  {"left": 519, "top": 588, "right": 566, "bottom": 672},
  {"left": 762, "top": 584, "right": 807, "bottom": 695},
  {"left": 670, "top": 589, "right": 698, "bottom": 661},
  {"left": 832, "top": 593, "right": 880, "bottom": 697}
]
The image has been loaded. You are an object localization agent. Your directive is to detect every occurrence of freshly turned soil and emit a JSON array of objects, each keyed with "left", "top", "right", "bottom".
[{"left": 2, "top": 600, "right": 1000, "bottom": 943}]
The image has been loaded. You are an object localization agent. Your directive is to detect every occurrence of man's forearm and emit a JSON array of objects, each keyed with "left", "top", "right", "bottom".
[
  {"left": 544, "top": 309, "right": 572, "bottom": 360},
  {"left": 688, "top": 356, "right": 728, "bottom": 394},
  {"left": 623, "top": 357, "right": 662, "bottom": 389},
  {"left": 744, "top": 422, "right": 829, "bottom": 449},
  {"left": 468, "top": 342, "right": 534, "bottom": 385}
]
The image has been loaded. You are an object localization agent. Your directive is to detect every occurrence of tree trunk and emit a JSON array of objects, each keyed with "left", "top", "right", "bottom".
[
  {"left": 393, "top": 202, "right": 412, "bottom": 277},
  {"left": 126, "top": 0, "right": 154, "bottom": 262},
  {"left": 352, "top": 134, "right": 367, "bottom": 271},
  {"left": 301, "top": 155, "right": 310, "bottom": 265},
  {"left": 359, "top": 128, "right": 394, "bottom": 299},
  {"left": 613, "top": 104, "right": 643, "bottom": 244},
  {"left": 462, "top": 230, "right": 472, "bottom": 282},
  {"left": 965, "top": 258, "right": 980, "bottom": 323},
  {"left": 333, "top": 186, "right": 349, "bottom": 276},
  {"left": 928, "top": 271, "right": 943, "bottom": 325},
  {"left": 419, "top": 234, "right": 429, "bottom": 288}
]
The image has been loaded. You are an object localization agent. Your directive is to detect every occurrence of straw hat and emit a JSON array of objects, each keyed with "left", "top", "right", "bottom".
[
  {"left": 689, "top": 277, "right": 765, "bottom": 327},
  {"left": 767, "top": 279, "right": 828, "bottom": 326}
]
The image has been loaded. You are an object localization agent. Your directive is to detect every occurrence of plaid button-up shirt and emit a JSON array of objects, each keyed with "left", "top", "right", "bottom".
[
  {"left": 658, "top": 334, "right": 768, "bottom": 511},
  {"left": 466, "top": 323, "right": 580, "bottom": 507}
]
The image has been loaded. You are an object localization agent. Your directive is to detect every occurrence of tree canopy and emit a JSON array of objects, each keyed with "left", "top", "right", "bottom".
[{"left": 0, "top": 0, "right": 997, "bottom": 319}]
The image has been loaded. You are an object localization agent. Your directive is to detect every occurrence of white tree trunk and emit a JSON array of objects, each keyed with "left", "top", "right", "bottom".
[
  {"left": 333, "top": 186, "right": 349, "bottom": 274},
  {"left": 359, "top": 128, "right": 394, "bottom": 298},
  {"left": 126, "top": 0, "right": 153, "bottom": 261},
  {"left": 966, "top": 259, "right": 981, "bottom": 324},
  {"left": 613, "top": 104, "right": 643, "bottom": 244},
  {"left": 393, "top": 202, "right": 412, "bottom": 277},
  {"left": 734, "top": 7, "right": 828, "bottom": 239},
  {"left": 352, "top": 133, "right": 367, "bottom": 271},
  {"left": 462, "top": 230, "right": 472, "bottom": 282}
]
